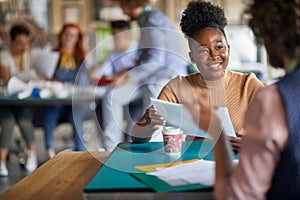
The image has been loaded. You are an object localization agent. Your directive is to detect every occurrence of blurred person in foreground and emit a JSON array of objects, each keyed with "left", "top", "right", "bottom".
[
  {"left": 131, "top": 1, "right": 264, "bottom": 154},
  {"left": 181, "top": 0, "right": 300, "bottom": 199},
  {"left": 43, "top": 23, "right": 92, "bottom": 158},
  {"left": 0, "top": 24, "right": 38, "bottom": 176},
  {"left": 100, "top": 0, "right": 188, "bottom": 151}
]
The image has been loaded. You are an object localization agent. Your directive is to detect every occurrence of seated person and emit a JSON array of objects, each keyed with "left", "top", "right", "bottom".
[
  {"left": 181, "top": 0, "right": 300, "bottom": 199},
  {"left": 0, "top": 24, "right": 38, "bottom": 176},
  {"left": 130, "top": 1, "right": 264, "bottom": 153},
  {"left": 43, "top": 23, "right": 92, "bottom": 159}
]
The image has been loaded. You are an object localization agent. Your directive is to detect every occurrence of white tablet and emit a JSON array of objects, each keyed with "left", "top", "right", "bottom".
[{"left": 150, "top": 98, "right": 236, "bottom": 138}]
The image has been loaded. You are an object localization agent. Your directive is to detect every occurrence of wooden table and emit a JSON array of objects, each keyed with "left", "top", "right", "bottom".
[
  {"left": 0, "top": 149, "right": 214, "bottom": 200},
  {"left": 0, "top": 151, "right": 110, "bottom": 200}
]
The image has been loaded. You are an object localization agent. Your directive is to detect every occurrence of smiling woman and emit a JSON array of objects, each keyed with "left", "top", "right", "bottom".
[
  {"left": 189, "top": 28, "right": 229, "bottom": 81},
  {"left": 130, "top": 1, "right": 264, "bottom": 153}
]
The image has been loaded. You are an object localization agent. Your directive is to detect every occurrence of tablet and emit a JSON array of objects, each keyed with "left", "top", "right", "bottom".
[{"left": 150, "top": 98, "right": 236, "bottom": 138}]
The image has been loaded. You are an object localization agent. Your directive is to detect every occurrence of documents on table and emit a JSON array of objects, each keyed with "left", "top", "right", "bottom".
[
  {"left": 138, "top": 159, "right": 239, "bottom": 187},
  {"left": 150, "top": 98, "right": 236, "bottom": 138},
  {"left": 30, "top": 48, "right": 60, "bottom": 79},
  {"left": 147, "top": 159, "right": 215, "bottom": 186}
]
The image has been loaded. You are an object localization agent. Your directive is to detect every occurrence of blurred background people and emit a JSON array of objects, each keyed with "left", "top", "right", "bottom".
[
  {"left": 89, "top": 19, "right": 140, "bottom": 134},
  {"left": 100, "top": 0, "right": 188, "bottom": 151},
  {"left": 0, "top": 24, "right": 38, "bottom": 176},
  {"left": 43, "top": 23, "right": 92, "bottom": 159},
  {"left": 89, "top": 20, "right": 138, "bottom": 82}
]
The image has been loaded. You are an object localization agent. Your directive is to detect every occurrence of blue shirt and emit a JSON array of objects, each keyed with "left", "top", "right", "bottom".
[
  {"left": 128, "top": 6, "right": 188, "bottom": 84},
  {"left": 99, "top": 41, "right": 138, "bottom": 77}
]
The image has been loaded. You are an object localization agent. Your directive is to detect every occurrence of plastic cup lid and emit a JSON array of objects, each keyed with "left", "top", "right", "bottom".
[{"left": 163, "top": 126, "right": 182, "bottom": 135}]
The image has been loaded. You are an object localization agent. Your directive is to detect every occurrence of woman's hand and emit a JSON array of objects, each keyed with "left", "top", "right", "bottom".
[
  {"left": 147, "top": 106, "right": 166, "bottom": 131},
  {"left": 131, "top": 106, "right": 165, "bottom": 143},
  {"left": 136, "top": 106, "right": 165, "bottom": 132},
  {"left": 229, "top": 133, "right": 243, "bottom": 153}
]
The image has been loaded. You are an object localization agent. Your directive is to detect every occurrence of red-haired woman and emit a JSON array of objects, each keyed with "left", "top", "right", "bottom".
[{"left": 43, "top": 23, "right": 92, "bottom": 158}]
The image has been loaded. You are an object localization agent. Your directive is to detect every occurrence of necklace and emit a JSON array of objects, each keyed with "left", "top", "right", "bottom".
[{"left": 60, "top": 51, "right": 75, "bottom": 70}]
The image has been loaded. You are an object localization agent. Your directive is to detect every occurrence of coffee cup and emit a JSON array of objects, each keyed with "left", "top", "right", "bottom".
[{"left": 162, "top": 126, "right": 183, "bottom": 156}]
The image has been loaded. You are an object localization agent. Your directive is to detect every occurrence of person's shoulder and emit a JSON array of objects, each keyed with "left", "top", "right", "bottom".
[
  {"left": 164, "top": 73, "right": 199, "bottom": 89},
  {"left": 170, "top": 73, "right": 199, "bottom": 82},
  {"left": 184, "top": 72, "right": 201, "bottom": 81},
  {"left": 256, "top": 84, "right": 278, "bottom": 97},
  {"left": 164, "top": 74, "right": 185, "bottom": 87},
  {"left": 252, "top": 84, "right": 280, "bottom": 108},
  {"left": 0, "top": 49, "right": 12, "bottom": 64},
  {"left": 149, "top": 8, "right": 165, "bottom": 19},
  {"left": 147, "top": 9, "right": 174, "bottom": 28},
  {"left": 245, "top": 85, "right": 279, "bottom": 126},
  {"left": 226, "top": 70, "right": 264, "bottom": 86},
  {"left": 226, "top": 70, "right": 257, "bottom": 79},
  {"left": 0, "top": 49, "right": 10, "bottom": 56},
  {"left": 246, "top": 84, "right": 285, "bottom": 136},
  {"left": 166, "top": 74, "right": 183, "bottom": 84}
]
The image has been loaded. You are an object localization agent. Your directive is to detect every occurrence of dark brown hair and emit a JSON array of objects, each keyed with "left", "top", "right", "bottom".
[
  {"left": 118, "top": 0, "right": 149, "bottom": 8},
  {"left": 247, "top": 0, "right": 300, "bottom": 68},
  {"left": 180, "top": 1, "right": 228, "bottom": 42},
  {"left": 10, "top": 24, "right": 30, "bottom": 41}
]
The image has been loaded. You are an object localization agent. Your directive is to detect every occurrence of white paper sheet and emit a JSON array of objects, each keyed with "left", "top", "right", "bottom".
[
  {"left": 150, "top": 98, "right": 236, "bottom": 138},
  {"left": 147, "top": 159, "right": 239, "bottom": 187},
  {"left": 147, "top": 159, "right": 215, "bottom": 186},
  {"left": 15, "top": 69, "right": 38, "bottom": 82},
  {"left": 30, "top": 49, "right": 60, "bottom": 79}
]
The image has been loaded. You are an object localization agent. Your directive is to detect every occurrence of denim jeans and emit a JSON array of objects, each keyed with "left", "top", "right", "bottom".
[
  {"left": 101, "top": 80, "right": 168, "bottom": 151},
  {"left": 43, "top": 104, "right": 86, "bottom": 151}
]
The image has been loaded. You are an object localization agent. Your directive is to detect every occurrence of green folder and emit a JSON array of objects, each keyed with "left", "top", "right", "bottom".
[
  {"left": 84, "top": 141, "right": 236, "bottom": 193},
  {"left": 131, "top": 172, "right": 211, "bottom": 192}
]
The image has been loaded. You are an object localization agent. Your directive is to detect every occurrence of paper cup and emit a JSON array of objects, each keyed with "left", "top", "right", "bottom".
[{"left": 162, "top": 126, "right": 183, "bottom": 156}]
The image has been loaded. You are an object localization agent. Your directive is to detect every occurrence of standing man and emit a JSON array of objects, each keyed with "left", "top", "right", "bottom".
[{"left": 100, "top": 0, "right": 188, "bottom": 151}]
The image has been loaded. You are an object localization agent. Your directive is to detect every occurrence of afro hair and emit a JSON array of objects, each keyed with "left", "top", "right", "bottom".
[{"left": 180, "top": 1, "right": 227, "bottom": 38}]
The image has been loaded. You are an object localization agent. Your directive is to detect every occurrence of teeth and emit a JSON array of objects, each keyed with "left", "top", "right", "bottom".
[{"left": 209, "top": 64, "right": 220, "bottom": 69}]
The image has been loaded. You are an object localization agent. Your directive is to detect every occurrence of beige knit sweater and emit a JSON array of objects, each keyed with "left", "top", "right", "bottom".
[{"left": 157, "top": 70, "right": 264, "bottom": 135}]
